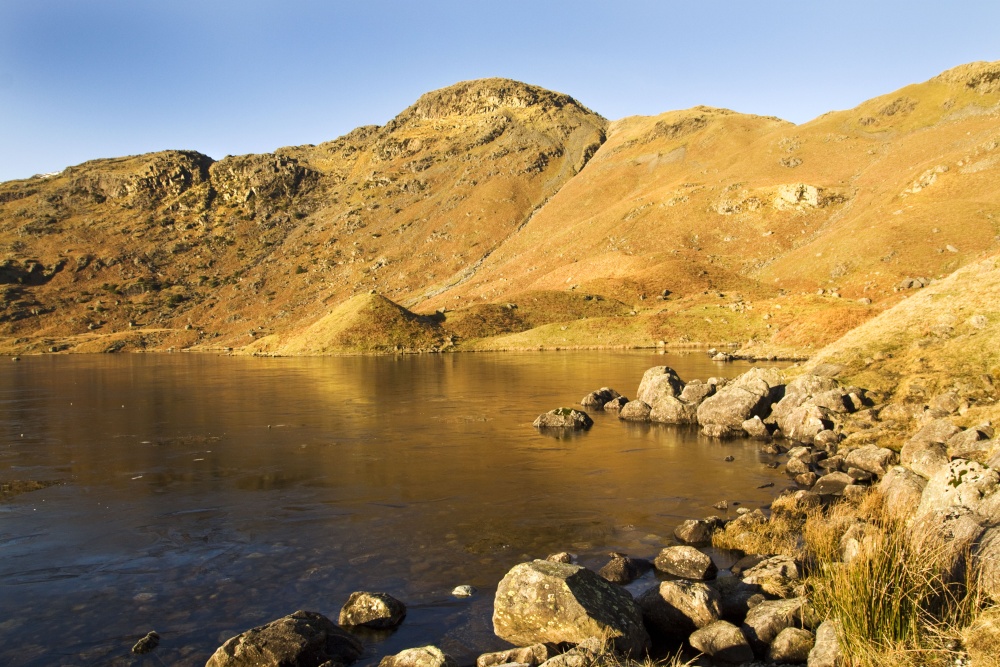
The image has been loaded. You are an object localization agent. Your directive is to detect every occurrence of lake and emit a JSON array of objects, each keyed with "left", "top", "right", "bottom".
[{"left": 0, "top": 351, "right": 788, "bottom": 666}]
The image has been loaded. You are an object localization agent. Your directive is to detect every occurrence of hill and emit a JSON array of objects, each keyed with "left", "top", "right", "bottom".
[{"left": 0, "top": 63, "right": 998, "bottom": 355}]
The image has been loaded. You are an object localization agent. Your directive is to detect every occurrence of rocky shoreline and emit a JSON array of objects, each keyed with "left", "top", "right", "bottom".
[{"left": 143, "top": 360, "right": 997, "bottom": 667}]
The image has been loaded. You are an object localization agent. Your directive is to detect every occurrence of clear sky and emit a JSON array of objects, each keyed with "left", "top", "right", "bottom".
[{"left": 2, "top": 0, "right": 999, "bottom": 183}]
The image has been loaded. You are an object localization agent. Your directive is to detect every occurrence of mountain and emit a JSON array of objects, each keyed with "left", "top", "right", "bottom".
[{"left": 1, "top": 63, "right": 998, "bottom": 356}]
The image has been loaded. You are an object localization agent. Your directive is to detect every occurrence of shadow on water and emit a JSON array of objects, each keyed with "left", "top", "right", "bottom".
[{"left": 0, "top": 351, "right": 789, "bottom": 666}]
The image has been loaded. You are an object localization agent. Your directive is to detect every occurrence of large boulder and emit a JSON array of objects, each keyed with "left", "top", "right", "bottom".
[
  {"left": 769, "top": 627, "right": 814, "bottom": 663},
  {"left": 900, "top": 419, "right": 962, "bottom": 478},
  {"left": 533, "top": 409, "right": 593, "bottom": 431},
  {"left": 206, "top": 610, "right": 363, "bottom": 667},
  {"left": 689, "top": 620, "right": 754, "bottom": 664},
  {"left": 338, "top": 591, "right": 406, "bottom": 629},
  {"left": 379, "top": 646, "right": 457, "bottom": 667},
  {"left": 948, "top": 427, "right": 996, "bottom": 464},
  {"left": 580, "top": 387, "right": 621, "bottom": 409},
  {"left": 492, "top": 560, "right": 649, "bottom": 655},
  {"left": 781, "top": 405, "right": 835, "bottom": 443},
  {"left": 637, "top": 580, "right": 721, "bottom": 639},
  {"left": 636, "top": 366, "right": 685, "bottom": 405},
  {"left": 697, "top": 368, "right": 784, "bottom": 438},
  {"left": 770, "top": 375, "right": 840, "bottom": 424},
  {"left": 916, "top": 459, "right": 1000, "bottom": 519}
]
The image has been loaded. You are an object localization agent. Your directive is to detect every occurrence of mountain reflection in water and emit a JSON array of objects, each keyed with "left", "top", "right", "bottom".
[{"left": 0, "top": 352, "right": 787, "bottom": 666}]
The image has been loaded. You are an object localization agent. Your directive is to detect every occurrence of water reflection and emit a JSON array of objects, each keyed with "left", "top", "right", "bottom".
[{"left": 0, "top": 352, "right": 787, "bottom": 666}]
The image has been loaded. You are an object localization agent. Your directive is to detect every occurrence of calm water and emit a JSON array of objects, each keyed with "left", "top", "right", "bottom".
[{"left": 0, "top": 352, "right": 787, "bottom": 666}]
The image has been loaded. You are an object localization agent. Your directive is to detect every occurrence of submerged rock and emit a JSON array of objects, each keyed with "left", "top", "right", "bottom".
[
  {"left": 492, "top": 560, "right": 649, "bottom": 654},
  {"left": 131, "top": 631, "right": 160, "bottom": 655}
]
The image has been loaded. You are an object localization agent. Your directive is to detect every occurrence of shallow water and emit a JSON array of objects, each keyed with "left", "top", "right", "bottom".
[{"left": 0, "top": 351, "right": 788, "bottom": 666}]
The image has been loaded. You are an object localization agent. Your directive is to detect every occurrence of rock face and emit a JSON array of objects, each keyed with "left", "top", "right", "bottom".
[
  {"left": 206, "top": 610, "right": 363, "bottom": 667},
  {"left": 338, "top": 591, "right": 406, "bottom": 628},
  {"left": 379, "top": 646, "right": 457, "bottom": 667},
  {"left": 492, "top": 560, "right": 650, "bottom": 655},
  {"left": 533, "top": 408, "right": 593, "bottom": 430}
]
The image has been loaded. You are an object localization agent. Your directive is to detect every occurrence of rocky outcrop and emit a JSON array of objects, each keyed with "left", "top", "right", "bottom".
[
  {"left": 209, "top": 154, "right": 318, "bottom": 209},
  {"left": 492, "top": 560, "right": 649, "bottom": 654},
  {"left": 697, "top": 367, "right": 784, "bottom": 438},
  {"left": 205, "top": 610, "right": 363, "bottom": 667}
]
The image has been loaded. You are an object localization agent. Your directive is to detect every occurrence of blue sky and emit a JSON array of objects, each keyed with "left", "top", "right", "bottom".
[{"left": 1, "top": 1, "right": 998, "bottom": 183}]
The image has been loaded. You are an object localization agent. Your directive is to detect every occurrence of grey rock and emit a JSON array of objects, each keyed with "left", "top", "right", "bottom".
[
  {"left": 602, "top": 396, "right": 629, "bottom": 412},
  {"left": 533, "top": 409, "right": 593, "bottom": 431},
  {"left": 796, "top": 472, "right": 819, "bottom": 487},
  {"left": 708, "top": 575, "right": 764, "bottom": 624},
  {"left": 974, "top": 525, "right": 1000, "bottom": 603},
  {"left": 843, "top": 445, "right": 896, "bottom": 477},
  {"left": 741, "top": 555, "right": 800, "bottom": 598},
  {"left": 916, "top": 459, "right": 999, "bottom": 518},
  {"left": 947, "top": 428, "right": 994, "bottom": 463},
  {"left": 637, "top": 579, "right": 721, "bottom": 639},
  {"left": 492, "top": 560, "right": 649, "bottom": 655},
  {"left": 536, "top": 638, "right": 601, "bottom": 667},
  {"left": 930, "top": 391, "right": 961, "bottom": 415},
  {"left": 680, "top": 381, "right": 716, "bottom": 405},
  {"left": 879, "top": 466, "right": 927, "bottom": 518},
  {"left": 782, "top": 405, "right": 835, "bottom": 443},
  {"left": 618, "top": 400, "right": 652, "bottom": 422},
  {"left": 653, "top": 546, "right": 717, "bottom": 580},
  {"left": 546, "top": 552, "right": 573, "bottom": 563},
  {"left": 812, "top": 472, "right": 854, "bottom": 497},
  {"left": 689, "top": 620, "right": 754, "bottom": 663},
  {"left": 786, "top": 458, "right": 811, "bottom": 475},
  {"left": 339, "top": 591, "right": 406, "bottom": 629},
  {"left": 770, "top": 627, "right": 815, "bottom": 663},
  {"left": 451, "top": 585, "right": 476, "bottom": 598},
  {"left": 131, "top": 631, "right": 160, "bottom": 655},
  {"left": 743, "top": 416, "right": 771, "bottom": 438},
  {"left": 674, "top": 519, "right": 715, "bottom": 545},
  {"left": 741, "top": 597, "right": 806, "bottom": 656},
  {"left": 807, "top": 620, "right": 842, "bottom": 667},
  {"left": 900, "top": 439, "right": 949, "bottom": 479},
  {"left": 636, "top": 366, "right": 685, "bottom": 405},
  {"left": 205, "top": 610, "right": 363, "bottom": 667},
  {"left": 649, "top": 395, "right": 698, "bottom": 424},
  {"left": 477, "top": 644, "right": 555, "bottom": 667},
  {"left": 379, "top": 646, "right": 457, "bottom": 667},
  {"left": 580, "top": 387, "right": 621, "bottom": 409},
  {"left": 598, "top": 554, "right": 646, "bottom": 585}
]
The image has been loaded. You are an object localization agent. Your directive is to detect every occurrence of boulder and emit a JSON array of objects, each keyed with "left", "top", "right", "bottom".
[
  {"left": 697, "top": 368, "right": 783, "bottom": 438},
  {"left": 649, "top": 395, "right": 698, "bottom": 424},
  {"left": 598, "top": 554, "right": 647, "bottom": 585},
  {"left": 770, "top": 627, "right": 814, "bottom": 663},
  {"left": 688, "top": 620, "right": 754, "bottom": 663},
  {"left": 878, "top": 466, "right": 927, "bottom": 518},
  {"left": 637, "top": 580, "right": 721, "bottom": 639},
  {"left": 743, "top": 416, "right": 771, "bottom": 438},
  {"left": 807, "top": 619, "right": 842, "bottom": 667},
  {"left": 618, "top": 400, "right": 652, "bottom": 422},
  {"left": 843, "top": 445, "right": 896, "bottom": 477},
  {"left": 915, "top": 459, "right": 999, "bottom": 518},
  {"left": 636, "top": 366, "right": 685, "bottom": 405},
  {"left": 708, "top": 575, "right": 764, "bottom": 624},
  {"left": 674, "top": 519, "right": 715, "bottom": 545},
  {"left": 770, "top": 375, "right": 840, "bottom": 424},
  {"left": 741, "top": 555, "right": 800, "bottom": 598},
  {"left": 602, "top": 396, "right": 629, "bottom": 412},
  {"left": 900, "top": 440, "right": 949, "bottom": 479},
  {"left": 973, "top": 525, "right": 1000, "bottom": 601},
  {"left": 741, "top": 597, "right": 806, "bottom": 656},
  {"left": 379, "top": 646, "right": 457, "bottom": 667},
  {"left": 536, "top": 638, "right": 601, "bottom": 667},
  {"left": 782, "top": 405, "right": 835, "bottom": 443},
  {"left": 786, "top": 457, "right": 811, "bottom": 475},
  {"left": 680, "top": 381, "right": 716, "bottom": 405},
  {"left": 477, "top": 645, "right": 555, "bottom": 667},
  {"left": 533, "top": 409, "right": 593, "bottom": 431},
  {"left": 948, "top": 428, "right": 995, "bottom": 463},
  {"left": 205, "top": 610, "right": 363, "bottom": 667},
  {"left": 546, "top": 552, "right": 573, "bottom": 563},
  {"left": 338, "top": 591, "right": 406, "bottom": 629},
  {"left": 492, "top": 560, "right": 649, "bottom": 655},
  {"left": 580, "top": 387, "right": 621, "bottom": 409},
  {"left": 812, "top": 472, "right": 854, "bottom": 497},
  {"left": 653, "top": 546, "right": 717, "bottom": 580}
]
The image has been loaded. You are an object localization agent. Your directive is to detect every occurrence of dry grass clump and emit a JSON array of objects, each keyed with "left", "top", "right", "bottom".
[
  {"left": 805, "top": 493, "right": 984, "bottom": 667},
  {"left": 711, "top": 494, "right": 816, "bottom": 558}
]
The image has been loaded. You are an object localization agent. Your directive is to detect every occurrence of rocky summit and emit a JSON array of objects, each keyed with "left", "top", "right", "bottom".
[{"left": 1, "top": 62, "right": 999, "bottom": 359}]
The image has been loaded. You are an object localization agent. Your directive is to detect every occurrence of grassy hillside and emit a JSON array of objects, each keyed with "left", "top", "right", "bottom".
[{"left": 1, "top": 63, "right": 998, "bottom": 356}]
